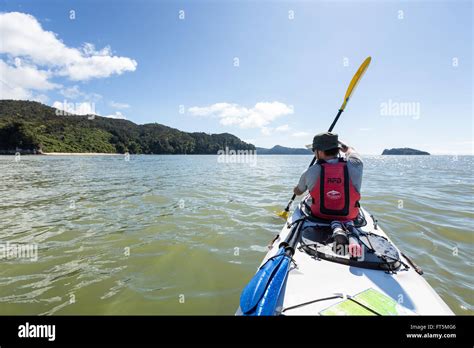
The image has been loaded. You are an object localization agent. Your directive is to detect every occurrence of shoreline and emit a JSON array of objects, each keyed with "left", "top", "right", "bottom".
[
  {"left": 42, "top": 152, "right": 122, "bottom": 156},
  {"left": 0, "top": 152, "right": 471, "bottom": 156}
]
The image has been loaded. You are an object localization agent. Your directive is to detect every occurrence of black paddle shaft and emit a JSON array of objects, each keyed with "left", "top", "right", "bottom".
[
  {"left": 285, "top": 219, "right": 305, "bottom": 255},
  {"left": 278, "top": 219, "right": 305, "bottom": 256},
  {"left": 283, "top": 109, "right": 344, "bottom": 213},
  {"left": 328, "top": 109, "right": 344, "bottom": 133}
]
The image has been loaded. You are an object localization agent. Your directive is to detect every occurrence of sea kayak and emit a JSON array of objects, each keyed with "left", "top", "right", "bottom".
[{"left": 237, "top": 201, "right": 453, "bottom": 315}]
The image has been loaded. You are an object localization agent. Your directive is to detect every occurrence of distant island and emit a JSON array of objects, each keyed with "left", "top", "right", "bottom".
[
  {"left": 0, "top": 100, "right": 254, "bottom": 155},
  {"left": 382, "top": 148, "right": 430, "bottom": 155},
  {"left": 256, "top": 145, "right": 312, "bottom": 155}
]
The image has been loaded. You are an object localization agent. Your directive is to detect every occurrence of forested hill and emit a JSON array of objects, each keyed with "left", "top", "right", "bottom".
[{"left": 0, "top": 100, "right": 255, "bottom": 154}]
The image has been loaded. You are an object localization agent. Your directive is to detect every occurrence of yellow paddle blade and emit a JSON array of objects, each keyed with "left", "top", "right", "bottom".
[
  {"left": 277, "top": 210, "right": 289, "bottom": 219},
  {"left": 340, "top": 56, "right": 371, "bottom": 111}
]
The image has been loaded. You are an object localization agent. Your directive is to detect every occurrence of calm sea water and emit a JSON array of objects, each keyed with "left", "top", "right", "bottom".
[{"left": 0, "top": 155, "right": 472, "bottom": 315}]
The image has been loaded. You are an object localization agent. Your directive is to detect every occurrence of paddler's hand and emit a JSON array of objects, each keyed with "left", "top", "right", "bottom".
[
  {"left": 338, "top": 140, "right": 349, "bottom": 153},
  {"left": 293, "top": 186, "right": 305, "bottom": 196}
]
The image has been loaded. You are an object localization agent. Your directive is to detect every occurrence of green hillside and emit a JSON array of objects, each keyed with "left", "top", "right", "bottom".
[{"left": 0, "top": 100, "right": 255, "bottom": 154}]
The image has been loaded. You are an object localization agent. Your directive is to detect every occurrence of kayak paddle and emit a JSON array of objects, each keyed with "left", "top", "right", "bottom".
[
  {"left": 239, "top": 219, "right": 305, "bottom": 315},
  {"left": 277, "top": 56, "right": 372, "bottom": 219}
]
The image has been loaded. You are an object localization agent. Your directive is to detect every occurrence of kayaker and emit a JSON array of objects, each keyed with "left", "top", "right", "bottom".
[{"left": 293, "top": 132, "right": 362, "bottom": 222}]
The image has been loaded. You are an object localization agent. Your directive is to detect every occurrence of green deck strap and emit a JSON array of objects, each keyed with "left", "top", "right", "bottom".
[
  {"left": 320, "top": 288, "right": 414, "bottom": 315},
  {"left": 320, "top": 298, "right": 376, "bottom": 316}
]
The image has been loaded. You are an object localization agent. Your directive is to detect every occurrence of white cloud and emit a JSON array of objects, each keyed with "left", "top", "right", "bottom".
[
  {"left": 292, "top": 131, "right": 310, "bottom": 138},
  {"left": 0, "top": 12, "right": 137, "bottom": 81},
  {"left": 0, "top": 59, "right": 58, "bottom": 91},
  {"left": 58, "top": 85, "right": 102, "bottom": 102},
  {"left": 59, "top": 54, "right": 137, "bottom": 81},
  {"left": 81, "top": 43, "right": 112, "bottom": 56},
  {"left": 109, "top": 101, "right": 130, "bottom": 109},
  {"left": 0, "top": 12, "right": 78, "bottom": 66},
  {"left": 60, "top": 85, "right": 83, "bottom": 99},
  {"left": 87, "top": 93, "right": 102, "bottom": 102},
  {"left": 0, "top": 12, "right": 136, "bottom": 104},
  {"left": 33, "top": 94, "right": 49, "bottom": 103},
  {"left": 0, "top": 59, "right": 59, "bottom": 100},
  {"left": 275, "top": 124, "right": 290, "bottom": 132},
  {"left": 261, "top": 127, "right": 273, "bottom": 136},
  {"left": 0, "top": 80, "right": 31, "bottom": 100},
  {"left": 188, "top": 101, "right": 293, "bottom": 132},
  {"left": 104, "top": 111, "right": 126, "bottom": 119}
]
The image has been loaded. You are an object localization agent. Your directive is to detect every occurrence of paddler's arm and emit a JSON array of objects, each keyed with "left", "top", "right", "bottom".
[
  {"left": 339, "top": 140, "right": 363, "bottom": 191},
  {"left": 293, "top": 169, "right": 309, "bottom": 196}
]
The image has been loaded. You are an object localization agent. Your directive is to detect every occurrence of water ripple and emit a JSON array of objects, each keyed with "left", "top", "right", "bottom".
[{"left": 0, "top": 155, "right": 472, "bottom": 314}]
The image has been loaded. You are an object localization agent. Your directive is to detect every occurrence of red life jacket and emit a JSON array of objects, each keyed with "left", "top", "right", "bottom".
[{"left": 309, "top": 158, "right": 361, "bottom": 221}]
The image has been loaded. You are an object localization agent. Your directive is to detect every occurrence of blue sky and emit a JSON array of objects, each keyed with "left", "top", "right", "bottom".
[{"left": 0, "top": 0, "right": 472, "bottom": 154}]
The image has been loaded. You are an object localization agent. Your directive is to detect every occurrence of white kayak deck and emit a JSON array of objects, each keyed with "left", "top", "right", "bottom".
[{"left": 250, "top": 207, "right": 453, "bottom": 315}]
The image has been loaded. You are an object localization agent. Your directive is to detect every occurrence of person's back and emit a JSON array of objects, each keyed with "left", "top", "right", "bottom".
[{"left": 293, "top": 132, "right": 363, "bottom": 221}]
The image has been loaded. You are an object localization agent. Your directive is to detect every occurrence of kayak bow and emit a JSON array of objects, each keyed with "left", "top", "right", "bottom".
[{"left": 238, "top": 202, "right": 453, "bottom": 316}]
